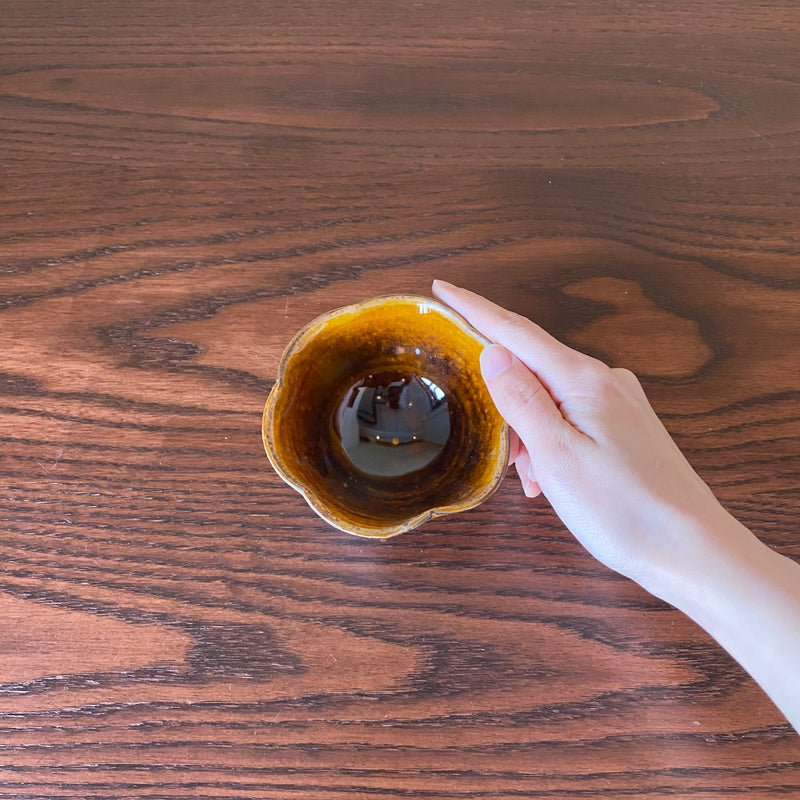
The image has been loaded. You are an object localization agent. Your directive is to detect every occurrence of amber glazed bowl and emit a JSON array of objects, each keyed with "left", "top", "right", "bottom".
[{"left": 263, "top": 295, "right": 508, "bottom": 538}]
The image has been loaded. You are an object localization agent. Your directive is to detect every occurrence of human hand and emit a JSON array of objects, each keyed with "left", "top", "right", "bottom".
[
  {"left": 433, "top": 281, "right": 800, "bottom": 732},
  {"left": 432, "top": 280, "right": 744, "bottom": 593}
]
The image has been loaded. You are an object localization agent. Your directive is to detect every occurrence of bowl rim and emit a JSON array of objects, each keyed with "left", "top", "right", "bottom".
[{"left": 262, "top": 293, "right": 509, "bottom": 538}]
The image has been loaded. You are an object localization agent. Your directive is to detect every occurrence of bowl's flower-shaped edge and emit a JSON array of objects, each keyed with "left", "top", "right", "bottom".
[{"left": 262, "top": 294, "right": 509, "bottom": 538}]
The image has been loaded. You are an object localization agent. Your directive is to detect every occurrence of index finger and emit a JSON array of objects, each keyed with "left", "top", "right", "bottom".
[{"left": 432, "top": 280, "right": 597, "bottom": 391}]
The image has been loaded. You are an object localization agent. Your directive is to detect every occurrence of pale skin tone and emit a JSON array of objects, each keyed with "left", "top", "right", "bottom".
[{"left": 433, "top": 279, "right": 800, "bottom": 733}]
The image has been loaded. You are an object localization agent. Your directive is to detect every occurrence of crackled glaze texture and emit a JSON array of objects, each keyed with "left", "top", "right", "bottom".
[{"left": 263, "top": 296, "right": 508, "bottom": 537}]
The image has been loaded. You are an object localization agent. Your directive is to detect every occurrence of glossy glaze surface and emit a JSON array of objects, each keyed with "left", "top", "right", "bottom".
[
  {"left": 263, "top": 295, "right": 508, "bottom": 537},
  {"left": 334, "top": 370, "right": 451, "bottom": 478}
]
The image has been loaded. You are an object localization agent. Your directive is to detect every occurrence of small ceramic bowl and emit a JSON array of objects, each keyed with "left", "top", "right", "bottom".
[{"left": 262, "top": 294, "right": 508, "bottom": 538}]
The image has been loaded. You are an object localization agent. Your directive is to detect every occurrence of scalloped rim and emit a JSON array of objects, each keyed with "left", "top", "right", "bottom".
[{"left": 262, "top": 294, "right": 509, "bottom": 538}]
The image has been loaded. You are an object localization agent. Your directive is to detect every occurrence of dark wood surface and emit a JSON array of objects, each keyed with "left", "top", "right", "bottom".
[{"left": 1, "top": 1, "right": 799, "bottom": 797}]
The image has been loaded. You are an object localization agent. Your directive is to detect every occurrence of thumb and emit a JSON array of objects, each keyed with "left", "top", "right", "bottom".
[{"left": 479, "top": 344, "right": 573, "bottom": 469}]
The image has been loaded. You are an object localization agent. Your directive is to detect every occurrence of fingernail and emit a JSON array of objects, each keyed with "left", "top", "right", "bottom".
[
  {"left": 432, "top": 279, "right": 457, "bottom": 293},
  {"left": 480, "top": 345, "right": 513, "bottom": 380}
]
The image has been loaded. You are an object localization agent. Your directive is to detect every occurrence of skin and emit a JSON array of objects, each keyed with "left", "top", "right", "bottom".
[{"left": 433, "top": 279, "right": 800, "bottom": 733}]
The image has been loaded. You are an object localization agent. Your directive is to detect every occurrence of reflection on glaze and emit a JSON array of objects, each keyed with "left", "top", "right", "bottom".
[{"left": 333, "top": 371, "right": 451, "bottom": 478}]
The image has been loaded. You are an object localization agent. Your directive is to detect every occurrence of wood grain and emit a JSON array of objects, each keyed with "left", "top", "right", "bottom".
[{"left": 1, "top": 0, "right": 799, "bottom": 797}]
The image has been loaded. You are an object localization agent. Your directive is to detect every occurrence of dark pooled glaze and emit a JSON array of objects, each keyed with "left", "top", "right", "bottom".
[
  {"left": 334, "top": 370, "right": 451, "bottom": 478},
  {"left": 263, "top": 295, "right": 508, "bottom": 537}
]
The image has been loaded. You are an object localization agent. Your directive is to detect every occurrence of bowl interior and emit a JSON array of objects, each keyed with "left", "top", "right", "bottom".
[{"left": 264, "top": 296, "right": 507, "bottom": 536}]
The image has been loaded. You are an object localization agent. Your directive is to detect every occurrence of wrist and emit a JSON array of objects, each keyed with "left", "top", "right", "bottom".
[
  {"left": 638, "top": 506, "right": 764, "bottom": 611},
  {"left": 643, "top": 511, "right": 800, "bottom": 730}
]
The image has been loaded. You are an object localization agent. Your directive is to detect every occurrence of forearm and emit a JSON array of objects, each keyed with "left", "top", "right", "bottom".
[{"left": 648, "top": 512, "right": 800, "bottom": 732}]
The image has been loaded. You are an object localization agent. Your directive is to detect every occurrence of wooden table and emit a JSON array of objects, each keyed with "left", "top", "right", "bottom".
[{"left": 2, "top": 1, "right": 799, "bottom": 797}]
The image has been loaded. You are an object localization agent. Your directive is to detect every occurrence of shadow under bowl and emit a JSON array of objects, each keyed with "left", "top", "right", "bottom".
[{"left": 263, "top": 294, "right": 508, "bottom": 538}]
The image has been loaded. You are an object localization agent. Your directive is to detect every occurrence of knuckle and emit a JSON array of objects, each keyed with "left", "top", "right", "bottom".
[
  {"left": 497, "top": 308, "right": 535, "bottom": 337},
  {"left": 566, "top": 361, "right": 626, "bottom": 407},
  {"left": 611, "top": 366, "right": 650, "bottom": 405},
  {"left": 611, "top": 367, "right": 640, "bottom": 389},
  {"left": 612, "top": 367, "right": 636, "bottom": 381},
  {"left": 570, "top": 358, "right": 612, "bottom": 390},
  {"left": 594, "top": 376, "right": 624, "bottom": 405},
  {"left": 585, "top": 356, "right": 613, "bottom": 377},
  {"left": 499, "top": 373, "right": 545, "bottom": 419}
]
